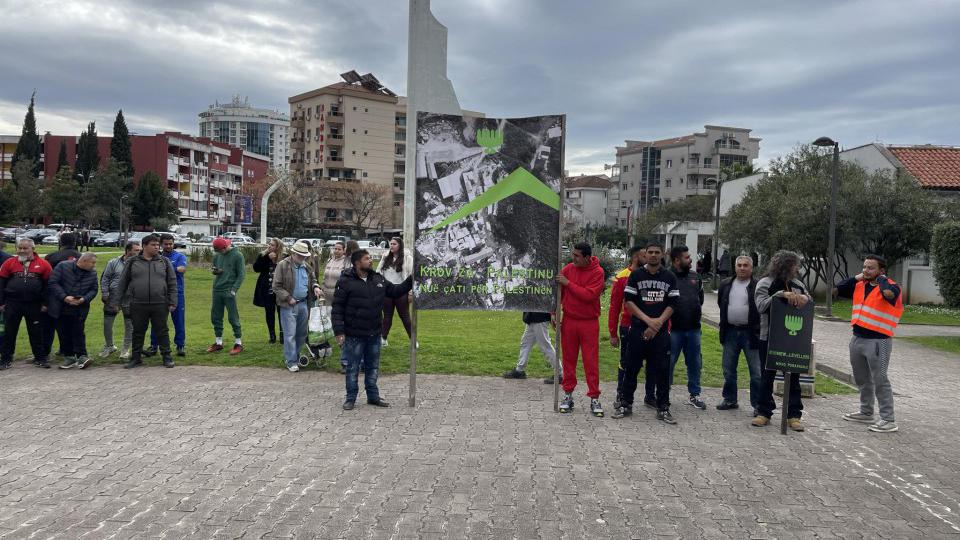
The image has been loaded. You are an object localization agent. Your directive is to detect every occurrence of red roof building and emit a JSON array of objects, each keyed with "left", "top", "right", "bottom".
[{"left": 841, "top": 143, "right": 960, "bottom": 193}]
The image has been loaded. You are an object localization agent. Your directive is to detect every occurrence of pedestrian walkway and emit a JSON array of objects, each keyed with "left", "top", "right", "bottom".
[{"left": 2, "top": 363, "right": 959, "bottom": 538}]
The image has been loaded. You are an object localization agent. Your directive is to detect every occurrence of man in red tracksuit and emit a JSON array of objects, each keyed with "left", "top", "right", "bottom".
[
  {"left": 608, "top": 246, "right": 645, "bottom": 410},
  {"left": 557, "top": 242, "right": 606, "bottom": 416}
]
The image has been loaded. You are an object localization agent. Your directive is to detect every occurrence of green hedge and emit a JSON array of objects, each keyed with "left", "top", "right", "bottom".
[{"left": 932, "top": 221, "right": 960, "bottom": 308}]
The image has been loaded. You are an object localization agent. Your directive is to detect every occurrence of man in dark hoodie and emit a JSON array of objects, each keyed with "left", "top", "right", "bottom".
[
  {"left": 332, "top": 249, "right": 412, "bottom": 410},
  {"left": 49, "top": 253, "right": 99, "bottom": 369},
  {"left": 668, "top": 245, "right": 706, "bottom": 410},
  {"left": 114, "top": 234, "right": 178, "bottom": 369},
  {"left": 0, "top": 238, "right": 53, "bottom": 369},
  {"left": 556, "top": 242, "right": 606, "bottom": 417}
]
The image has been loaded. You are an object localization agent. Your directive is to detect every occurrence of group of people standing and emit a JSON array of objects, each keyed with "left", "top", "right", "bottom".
[{"left": 504, "top": 241, "right": 902, "bottom": 433}]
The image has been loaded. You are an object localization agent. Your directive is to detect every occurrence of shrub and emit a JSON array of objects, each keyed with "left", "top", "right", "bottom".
[
  {"left": 189, "top": 247, "right": 213, "bottom": 264},
  {"left": 237, "top": 245, "right": 262, "bottom": 266},
  {"left": 931, "top": 221, "right": 960, "bottom": 308}
]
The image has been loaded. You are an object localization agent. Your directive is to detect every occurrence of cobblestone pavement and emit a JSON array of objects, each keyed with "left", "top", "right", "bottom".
[{"left": 2, "top": 360, "right": 959, "bottom": 539}]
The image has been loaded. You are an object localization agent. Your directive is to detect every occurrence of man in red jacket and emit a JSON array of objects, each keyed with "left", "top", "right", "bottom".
[
  {"left": 0, "top": 238, "right": 54, "bottom": 370},
  {"left": 609, "top": 246, "right": 645, "bottom": 409},
  {"left": 557, "top": 242, "right": 606, "bottom": 416}
]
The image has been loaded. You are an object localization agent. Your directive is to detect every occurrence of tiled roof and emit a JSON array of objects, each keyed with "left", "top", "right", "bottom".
[
  {"left": 653, "top": 134, "right": 696, "bottom": 147},
  {"left": 887, "top": 145, "right": 960, "bottom": 189},
  {"left": 566, "top": 175, "right": 612, "bottom": 189}
]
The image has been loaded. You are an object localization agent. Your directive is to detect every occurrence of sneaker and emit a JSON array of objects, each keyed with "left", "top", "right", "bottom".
[
  {"left": 559, "top": 392, "right": 574, "bottom": 413},
  {"left": 206, "top": 343, "right": 224, "bottom": 353},
  {"left": 176, "top": 347, "right": 186, "bottom": 357},
  {"left": 37, "top": 359, "right": 51, "bottom": 369},
  {"left": 77, "top": 356, "right": 92, "bottom": 369},
  {"left": 657, "top": 409, "right": 677, "bottom": 425},
  {"left": 287, "top": 365, "right": 300, "bottom": 372},
  {"left": 503, "top": 369, "right": 527, "bottom": 379},
  {"left": 751, "top": 415, "right": 771, "bottom": 427},
  {"left": 381, "top": 338, "right": 388, "bottom": 347},
  {"left": 229, "top": 344, "right": 244, "bottom": 355},
  {"left": 124, "top": 358, "right": 143, "bottom": 369},
  {"left": 843, "top": 412, "right": 875, "bottom": 424},
  {"left": 119, "top": 350, "right": 131, "bottom": 360},
  {"left": 716, "top": 400, "right": 739, "bottom": 411},
  {"left": 868, "top": 420, "right": 899, "bottom": 433},
  {"left": 0, "top": 361, "right": 10, "bottom": 370},
  {"left": 59, "top": 356, "right": 79, "bottom": 369},
  {"left": 342, "top": 400, "right": 355, "bottom": 410},
  {"left": 590, "top": 399, "right": 604, "bottom": 417},
  {"left": 543, "top": 375, "right": 563, "bottom": 385},
  {"left": 98, "top": 346, "right": 117, "bottom": 358},
  {"left": 612, "top": 396, "right": 622, "bottom": 410},
  {"left": 787, "top": 418, "right": 805, "bottom": 432},
  {"left": 142, "top": 347, "right": 157, "bottom": 358},
  {"left": 688, "top": 395, "right": 706, "bottom": 410},
  {"left": 367, "top": 398, "right": 390, "bottom": 408},
  {"left": 416, "top": 341, "right": 420, "bottom": 349},
  {"left": 611, "top": 406, "right": 632, "bottom": 419},
  {"left": 162, "top": 357, "right": 175, "bottom": 368}
]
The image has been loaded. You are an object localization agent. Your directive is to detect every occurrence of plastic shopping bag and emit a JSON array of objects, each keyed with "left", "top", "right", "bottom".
[{"left": 308, "top": 306, "right": 335, "bottom": 344}]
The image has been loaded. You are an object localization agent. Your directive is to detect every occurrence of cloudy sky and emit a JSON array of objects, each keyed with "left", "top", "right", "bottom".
[{"left": 1, "top": 0, "right": 957, "bottom": 175}]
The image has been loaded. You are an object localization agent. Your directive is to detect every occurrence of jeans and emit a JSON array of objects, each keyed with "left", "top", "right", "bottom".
[
  {"left": 669, "top": 328, "right": 703, "bottom": 396},
  {"left": 279, "top": 302, "right": 308, "bottom": 368},
  {"left": 342, "top": 335, "right": 382, "bottom": 402},
  {"left": 757, "top": 340, "right": 803, "bottom": 419},
  {"left": 721, "top": 327, "right": 762, "bottom": 408}
]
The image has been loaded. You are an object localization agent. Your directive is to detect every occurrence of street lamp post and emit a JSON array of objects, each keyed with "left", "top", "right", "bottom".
[
  {"left": 119, "top": 194, "right": 129, "bottom": 245},
  {"left": 712, "top": 175, "right": 725, "bottom": 290},
  {"left": 812, "top": 137, "right": 840, "bottom": 317}
]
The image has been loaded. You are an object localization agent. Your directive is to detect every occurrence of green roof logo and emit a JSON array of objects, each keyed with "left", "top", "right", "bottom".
[
  {"left": 429, "top": 167, "right": 560, "bottom": 232},
  {"left": 477, "top": 128, "right": 504, "bottom": 155},
  {"left": 784, "top": 314, "right": 803, "bottom": 336}
]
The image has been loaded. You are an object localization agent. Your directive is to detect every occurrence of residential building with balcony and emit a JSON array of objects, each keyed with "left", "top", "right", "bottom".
[
  {"left": 612, "top": 125, "right": 760, "bottom": 227},
  {"left": 198, "top": 96, "right": 289, "bottom": 171},
  {"left": 287, "top": 71, "right": 483, "bottom": 235},
  {"left": 562, "top": 174, "right": 614, "bottom": 229},
  {"left": 0, "top": 135, "right": 18, "bottom": 182}
]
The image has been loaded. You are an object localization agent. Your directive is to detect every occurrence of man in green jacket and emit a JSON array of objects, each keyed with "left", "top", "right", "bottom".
[{"left": 207, "top": 237, "right": 245, "bottom": 355}]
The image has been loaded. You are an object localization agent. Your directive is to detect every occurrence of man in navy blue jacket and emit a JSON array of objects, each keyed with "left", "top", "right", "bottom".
[{"left": 49, "top": 253, "right": 99, "bottom": 369}]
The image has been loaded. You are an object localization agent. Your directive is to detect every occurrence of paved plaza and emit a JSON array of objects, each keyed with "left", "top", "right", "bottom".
[{"left": 2, "top": 342, "right": 960, "bottom": 540}]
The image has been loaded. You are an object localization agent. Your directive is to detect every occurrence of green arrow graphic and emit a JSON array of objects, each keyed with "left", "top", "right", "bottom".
[{"left": 429, "top": 167, "right": 560, "bottom": 232}]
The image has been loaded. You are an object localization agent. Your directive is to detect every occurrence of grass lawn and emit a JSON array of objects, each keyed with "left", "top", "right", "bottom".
[
  {"left": 7, "top": 248, "right": 852, "bottom": 394},
  {"left": 830, "top": 298, "right": 960, "bottom": 326},
  {"left": 901, "top": 336, "right": 960, "bottom": 356}
]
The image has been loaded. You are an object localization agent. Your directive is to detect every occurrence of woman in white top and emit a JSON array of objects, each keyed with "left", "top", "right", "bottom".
[
  {"left": 377, "top": 236, "right": 414, "bottom": 347},
  {"left": 322, "top": 241, "right": 348, "bottom": 308}
]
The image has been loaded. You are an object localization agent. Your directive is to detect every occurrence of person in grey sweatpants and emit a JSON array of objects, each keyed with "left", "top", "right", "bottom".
[
  {"left": 99, "top": 241, "right": 141, "bottom": 359},
  {"left": 834, "top": 255, "right": 902, "bottom": 433},
  {"left": 503, "top": 312, "right": 557, "bottom": 384}
]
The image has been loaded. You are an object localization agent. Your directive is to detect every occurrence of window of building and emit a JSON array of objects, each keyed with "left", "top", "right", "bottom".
[
  {"left": 622, "top": 165, "right": 628, "bottom": 172},
  {"left": 364, "top": 108, "right": 368, "bottom": 113},
  {"left": 325, "top": 209, "right": 337, "bottom": 221},
  {"left": 666, "top": 159, "right": 672, "bottom": 168},
  {"left": 621, "top": 183, "right": 627, "bottom": 190},
  {"left": 363, "top": 171, "right": 368, "bottom": 177},
  {"left": 620, "top": 200, "right": 628, "bottom": 208},
  {"left": 363, "top": 152, "right": 367, "bottom": 156},
  {"left": 352, "top": 150, "right": 356, "bottom": 155},
  {"left": 665, "top": 179, "right": 672, "bottom": 188},
  {"left": 306, "top": 129, "right": 311, "bottom": 139},
  {"left": 352, "top": 106, "right": 357, "bottom": 111},
  {"left": 363, "top": 130, "right": 368, "bottom": 135}
]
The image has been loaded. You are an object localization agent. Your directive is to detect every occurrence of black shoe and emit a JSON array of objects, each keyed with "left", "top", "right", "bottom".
[
  {"left": 143, "top": 347, "right": 157, "bottom": 358},
  {"left": 163, "top": 357, "right": 175, "bottom": 368},
  {"left": 688, "top": 395, "right": 707, "bottom": 410},
  {"left": 503, "top": 369, "right": 526, "bottom": 379},
  {"left": 268, "top": 336, "right": 277, "bottom": 344},
  {"left": 0, "top": 361, "right": 10, "bottom": 370},
  {"left": 611, "top": 406, "right": 632, "bottom": 419},
  {"left": 37, "top": 360, "right": 51, "bottom": 369},
  {"left": 716, "top": 400, "right": 740, "bottom": 411},
  {"left": 367, "top": 398, "right": 390, "bottom": 408},
  {"left": 176, "top": 348, "right": 186, "bottom": 357},
  {"left": 543, "top": 375, "right": 562, "bottom": 385},
  {"left": 643, "top": 397, "right": 657, "bottom": 409},
  {"left": 124, "top": 358, "right": 143, "bottom": 369},
  {"left": 657, "top": 409, "right": 677, "bottom": 425},
  {"left": 342, "top": 400, "right": 355, "bottom": 410}
]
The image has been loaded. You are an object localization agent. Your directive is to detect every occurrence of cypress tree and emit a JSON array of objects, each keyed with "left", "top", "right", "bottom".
[
  {"left": 57, "top": 140, "right": 69, "bottom": 171},
  {"left": 110, "top": 109, "right": 134, "bottom": 178},
  {"left": 75, "top": 122, "right": 100, "bottom": 184},
  {"left": 11, "top": 91, "right": 42, "bottom": 179}
]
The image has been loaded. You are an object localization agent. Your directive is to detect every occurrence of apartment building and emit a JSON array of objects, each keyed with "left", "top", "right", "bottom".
[
  {"left": 562, "top": 174, "right": 615, "bottom": 228},
  {"left": 288, "top": 71, "right": 482, "bottom": 234},
  {"left": 198, "top": 96, "right": 290, "bottom": 171},
  {"left": 36, "top": 132, "right": 267, "bottom": 229},
  {"left": 0, "top": 135, "right": 17, "bottom": 182},
  {"left": 613, "top": 125, "right": 760, "bottom": 227}
]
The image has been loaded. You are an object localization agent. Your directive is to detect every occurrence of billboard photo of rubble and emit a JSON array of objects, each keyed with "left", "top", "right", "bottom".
[{"left": 414, "top": 112, "right": 564, "bottom": 311}]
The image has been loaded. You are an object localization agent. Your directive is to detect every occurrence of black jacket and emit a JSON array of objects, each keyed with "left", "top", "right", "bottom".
[
  {"left": 0, "top": 250, "right": 10, "bottom": 266},
  {"left": 252, "top": 253, "right": 279, "bottom": 307},
  {"left": 717, "top": 276, "right": 760, "bottom": 347},
  {"left": 523, "top": 311, "right": 551, "bottom": 324},
  {"left": 48, "top": 260, "right": 99, "bottom": 319},
  {"left": 332, "top": 267, "right": 412, "bottom": 337},
  {"left": 669, "top": 268, "right": 704, "bottom": 331},
  {"left": 45, "top": 248, "right": 81, "bottom": 269},
  {"left": 116, "top": 254, "right": 178, "bottom": 306}
]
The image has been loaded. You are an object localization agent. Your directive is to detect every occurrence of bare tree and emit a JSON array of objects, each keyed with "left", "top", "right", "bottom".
[
  {"left": 338, "top": 182, "right": 392, "bottom": 236},
  {"left": 265, "top": 170, "right": 328, "bottom": 237}
]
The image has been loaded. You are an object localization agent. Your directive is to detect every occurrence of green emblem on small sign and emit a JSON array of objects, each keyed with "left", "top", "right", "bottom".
[
  {"left": 477, "top": 128, "right": 504, "bottom": 154},
  {"left": 784, "top": 314, "right": 803, "bottom": 336}
]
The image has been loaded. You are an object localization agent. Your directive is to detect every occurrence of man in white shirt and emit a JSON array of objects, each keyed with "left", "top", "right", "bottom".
[{"left": 716, "top": 256, "right": 762, "bottom": 415}]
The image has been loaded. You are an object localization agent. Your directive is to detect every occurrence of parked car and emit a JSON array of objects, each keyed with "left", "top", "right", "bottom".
[
  {"left": 24, "top": 229, "right": 57, "bottom": 242},
  {"left": 281, "top": 237, "right": 299, "bottom": 246},
  {"left": 42, "top": 235, "right": 61, "bottom": 245},
  {"left": 95, "top": 232, "right": 121, "bottom": 247},
  {"left": 193, "top": 235, "right": 215, "bottom": 244},
  {"left": 173, "top": 235, "right": 189, "bottom": 249},
  {"left": 300, "top": 238, "right": 327, "bottom": 250},
  {"left": 0, "top": 227, "right": 27, "bottom": 242}
]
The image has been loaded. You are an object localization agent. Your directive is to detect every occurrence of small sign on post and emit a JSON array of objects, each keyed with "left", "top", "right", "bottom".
[
  {"left": 767, "top": 300, "right": 815, "bottom": 434},
  {"left": 234, "top": 195, "right": 254, "bottom": 226}
]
